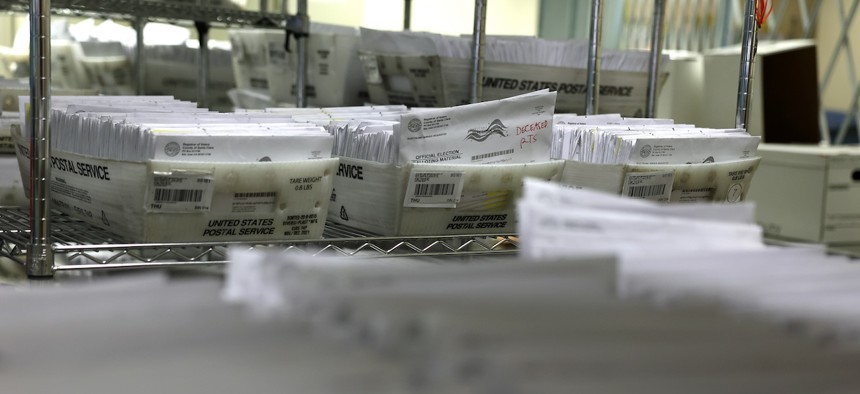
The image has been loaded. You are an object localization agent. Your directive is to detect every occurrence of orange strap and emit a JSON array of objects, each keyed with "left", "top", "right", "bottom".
[{"left": 756, "top": 0, "right": 774, "bottom": 28}]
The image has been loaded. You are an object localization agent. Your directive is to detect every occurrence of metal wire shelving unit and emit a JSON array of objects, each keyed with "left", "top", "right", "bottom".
[{"left": 0, "top": 0, "right": 760, "bottom": 277}]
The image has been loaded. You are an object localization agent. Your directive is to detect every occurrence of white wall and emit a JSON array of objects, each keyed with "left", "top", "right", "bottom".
[
  {"left": 288, "top": 0, "right": 539, "bottom": 36},
  {"left": 2, "top": 1, "right": 540, "bottom": 47},
  {"left": 0, "top": 15, "right": 24, "bottom": 47},
  {"left": 816, "top": 0, "right": 859, "bottom": 112}
]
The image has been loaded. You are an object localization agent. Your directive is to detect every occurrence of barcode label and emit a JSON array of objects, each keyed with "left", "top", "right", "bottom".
[
  {"left": 231, "top": 191, "right": 278, "bottom": 213},
  {"left": 154, "top": 188, "right": 203, "bottom": 202},
  {"left": 677, "top": 187, "right": 716, "bottom": 203},
  {"left": 471, "top": 149, "right": 514, "bottom": 162},
  {"left": 147, "top": 172, "right": 215, "bottom": 212},
  {"left": 414, "top": 183, "right": 455, "bottom": 197},
  {"left": 235, "top": 192, "right": 277, "bottom": 199},
  {"left": 622, "top": 171, "right": 673, "bottom": 202},
  {"left": 404, "top": 171, "right": 466, "bottom": 208},
  {"left": 683, "top": 188, "right": 716, "bottom": 194},
  {"left": 627, "top": 184, "right": 666, "bottom": 198}
]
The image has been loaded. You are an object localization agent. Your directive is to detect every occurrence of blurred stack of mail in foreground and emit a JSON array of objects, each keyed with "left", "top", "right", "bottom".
[
  {"left": 520, "top": 178, "right": 860, "bottom": 344},
  {"left": 3, "top": 256, "right": 860, "bottom": 394},
  {"left": 220, "top": 243, "right": 860, "bottom": 393},
  {"left": 12, "top": 96, "right": 338, "bottom": 243}
]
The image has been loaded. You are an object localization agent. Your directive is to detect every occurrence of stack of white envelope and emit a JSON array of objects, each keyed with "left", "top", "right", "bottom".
[
  {"left": 12, "top": 96, "right": 338, "bottom": 243},
  {"left": 552, "top": 122, "right": 759, "bottom": 165},
  {"left": 549, "top": 113, "right": 762, "bottom": 203},
  {"left": 322, "top": 91, "right": 563, "bottom": 236},
  {"left": 47, "top": 106, "right": 332, "bottom": 163},
  {"left": 261, "top": 105, "right": 407, "bottom": 164},
  {"left": 550, "top": 113, "right": 675, "bottom": 161}
]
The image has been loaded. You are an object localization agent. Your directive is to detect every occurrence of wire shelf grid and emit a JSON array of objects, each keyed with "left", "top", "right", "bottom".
[{"left": 0, "top": 207, "right": 518, "bottom": 272}]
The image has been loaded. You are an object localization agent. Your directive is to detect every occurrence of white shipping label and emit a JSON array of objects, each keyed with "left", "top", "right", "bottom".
[
  {"left": 622, "top": 171, "right": 674, "bottom": 202},
  {"left": 403, "top": 171, "right": 465, "bottom": 208},
  {"left": 146, "top": 172, "right": 215, "bottom": 212}
]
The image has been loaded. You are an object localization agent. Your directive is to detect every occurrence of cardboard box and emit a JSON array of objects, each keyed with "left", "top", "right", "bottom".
[
  {"left": 747, "top": 144, "right": 860, "bottom": 244},
  {"left": 700, "top": 39, "right": 820, "bottom": 143},
  {"left": 560, "top": 158, "right": 761, "bottom": 203},
  {"left": 327, "top": 157, "right": 564, "bottom": 236},
  {"left": 360, "top": 53, "right": 668, "bottom": 116},
  {"left": 13, "top": 127, "right": 338, "bottom": 243}
]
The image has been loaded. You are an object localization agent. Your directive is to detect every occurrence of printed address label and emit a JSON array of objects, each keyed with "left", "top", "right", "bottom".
[{"left": 403, "top": 170, "right": 465, "bottom": 208}]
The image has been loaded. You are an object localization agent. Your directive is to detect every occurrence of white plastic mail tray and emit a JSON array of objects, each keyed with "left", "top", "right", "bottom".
[
  {"left": 560, "top": 157, "right": 761, "bottom": 204},
  {"left": 14, "top": 138, "right": 338, "bottom": 243},
  {"left": 328, "top": 157, "right": 564, "bottom": 236}
]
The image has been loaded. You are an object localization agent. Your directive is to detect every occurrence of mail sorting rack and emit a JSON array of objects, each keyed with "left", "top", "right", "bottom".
[
  {"left": 6, "top": 0, "right": 749, "bottom": 277},
  {"left": 3, "top": 0, "right": 517, "bottom": 277}
]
